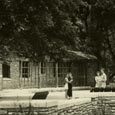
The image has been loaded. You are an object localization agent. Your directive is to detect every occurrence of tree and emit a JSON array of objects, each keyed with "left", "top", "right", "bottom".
[
  {"left": 88, "top": 0, "right": 115, "bottom": 68},
  {"left": 0, "top": 0, "right": 88, "bottom": 61}
]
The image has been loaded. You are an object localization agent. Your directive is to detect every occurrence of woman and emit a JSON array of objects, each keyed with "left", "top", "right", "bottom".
[
  {"left": 65, "top": 72, "right": 73, "bottom": 99},
  {"left": 95, "top": 71, "right": 101, "bottom": 88},
  {"left": 100, "top": 68, "right": 107, "bottom": 88}
]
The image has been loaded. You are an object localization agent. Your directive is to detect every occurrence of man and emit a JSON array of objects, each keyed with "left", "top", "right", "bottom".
[{"left": 100, "top": 68, "right": 107, "bottom": 88}]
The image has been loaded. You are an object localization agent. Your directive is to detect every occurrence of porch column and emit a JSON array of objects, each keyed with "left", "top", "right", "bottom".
[
  {"left": 56, "top": 63, "right": 58, "bottom": 87},
  {"left": 19, "top": 61, "right": 22, "bottom": 89},
  {"left": 38, "top": 62, "right": 41, "bottom": 88},
  {"left": 0, "top": 64, "right": 3, "bottom": 90},
  {"left": 84, "top": 62, "right": 87, "bottom": 86}
]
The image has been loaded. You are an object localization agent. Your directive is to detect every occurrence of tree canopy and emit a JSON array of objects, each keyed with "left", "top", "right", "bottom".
[
  {"left": 87, "top": 0, "right": 115, "bottom": 68},
  {"left": 0, "top": 0, "right": 115, "bottom": 68},
  {"left": 0, "top": 0, "right": 87, "bottom": 61}
]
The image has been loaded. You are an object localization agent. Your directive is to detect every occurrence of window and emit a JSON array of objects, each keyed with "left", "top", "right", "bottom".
[
  {"left": 58, "top": 62, "right": 71, "bottom": 77},
  {"left": 20, "top": 61, "right": 30, "bottom": 78},
  {"left": 58, "top": 63, "right": 63, "bottom": 77},
  {"left": 41, "top": 62, "right": 46, "bottom": 74},
  {"left": 2, "top": 63, "right": 10, "bottom": 78}
]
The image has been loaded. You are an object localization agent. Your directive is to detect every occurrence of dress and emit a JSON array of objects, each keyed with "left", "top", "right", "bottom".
[
  {"left": 64, "top": 78, "right": 68, "bottom": 90},
  {"left": 67, "top": 76, "right": 73, "bottom": 97},
  {"left": 100, "top": 73, "right": 107, "bottom": 88},
  {"left": 95, "top": 76, "right": 102, "bottom": 87}
]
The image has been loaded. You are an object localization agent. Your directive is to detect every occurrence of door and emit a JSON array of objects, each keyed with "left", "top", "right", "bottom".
[
  {"left": 72, "top": 62, "right": 87, "bottom": 86},
  {"left": 77, "top": 63, "right": 87, "bottom": 86}
]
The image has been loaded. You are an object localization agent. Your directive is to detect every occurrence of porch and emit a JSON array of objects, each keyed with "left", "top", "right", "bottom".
[{"left": 0, "top": 50, "right": 97, "bottom": 89}]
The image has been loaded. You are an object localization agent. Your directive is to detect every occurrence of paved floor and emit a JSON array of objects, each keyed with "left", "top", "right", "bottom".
[
  {"left": 0, "top": 89, "right": 92, "bottom": 100},
  {"left": 48, "top": 90, "right": 115, "bottom": 99},
  {"left": 47, "top": 90, "right": 90, "bottom": 99},
  {"left": 0, "top": 89, "right": 115, "bottom": 100},
  {"left": 0, "top": 88, "right": 115, "bottom": 109},
  {"left": 0, "top": 88, "right": 90, "bottom": 101},
  {"left": 0, "top": 88, "right": 92, "bottom": 109}
]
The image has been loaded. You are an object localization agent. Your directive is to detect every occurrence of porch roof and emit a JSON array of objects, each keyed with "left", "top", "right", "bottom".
[{"left": 67, "top": 50, "right": 97, "bottom": 60}]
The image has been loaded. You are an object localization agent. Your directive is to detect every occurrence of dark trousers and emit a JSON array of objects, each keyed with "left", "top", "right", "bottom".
[{"left": 67, "top": 83, "right": 72, "bottom": 97}]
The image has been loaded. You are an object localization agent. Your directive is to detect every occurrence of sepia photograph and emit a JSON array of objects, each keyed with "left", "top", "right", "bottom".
[{"left": 0, "top": 0, "right": 115, "bottom": 114}]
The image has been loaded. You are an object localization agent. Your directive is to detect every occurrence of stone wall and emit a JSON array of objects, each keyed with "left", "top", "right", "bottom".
[
  {"left": 57, "top": 102, "right": 96, "bottom": 115},
  {"left": 0, "top": 100, "right": 58, "bottom": 115},
  {"left": 0, "top": 99, "right": 108, "bottom": 115},
  {"left": 2, "top": 61, "right": 20, "bottom": 89},
  {"left": 95, "top": 97, "right": 115, "bottom": 115}
]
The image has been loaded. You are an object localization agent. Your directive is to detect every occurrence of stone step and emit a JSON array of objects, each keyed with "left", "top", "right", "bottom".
[{"left": 0, "top": 100, "right": 57, "bottom": 109}]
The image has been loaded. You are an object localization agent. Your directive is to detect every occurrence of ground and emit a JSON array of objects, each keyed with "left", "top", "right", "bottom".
[
  {"left": 0, "top": 88, "right": 115, "bottom": 114},
  {"left": 0, "top": 88, "right": 92, "bottom": 110},
  {"left": 0, "top": 87, "right": 115, "bottom": 99},
  {"left": 0, "top": 88, "right": 115, "bottom": 102}
]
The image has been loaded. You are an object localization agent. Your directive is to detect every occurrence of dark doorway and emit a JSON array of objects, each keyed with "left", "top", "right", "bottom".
[
  {"left": 2, "top": 64, "right": 10, "bottom": 78},
  {"left": 71, "top": 61, "right": 87, "bottom": 86}
]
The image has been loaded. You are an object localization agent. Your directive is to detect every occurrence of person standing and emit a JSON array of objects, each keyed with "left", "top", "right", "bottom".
[
  {"left": 95, "top": 71, "right": 102, "bottom": 88},
  {"left": 100, "top": 68, "right": 107, "bottom": 88},
  {"left": 65, "top": 72, "right": 73, "bottom": 99},
  {"left": 65, "top": 76, "right": 68, "bottom": 99}
]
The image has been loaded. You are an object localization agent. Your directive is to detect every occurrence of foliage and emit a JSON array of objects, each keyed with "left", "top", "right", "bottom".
[
  {"left": 0, "top": 0, "right": 88, "bottom": 61},
  {"left": 88, "top": 0, "right": 115, "bottom": 67},
  {"left": 1, "top": 0, "right": 115, "bottom": 67}
]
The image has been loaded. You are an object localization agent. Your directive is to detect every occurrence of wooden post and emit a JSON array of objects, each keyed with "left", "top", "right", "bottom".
[
  {"left": 0, "top": 74, "right": 3, "bottom": 90},
  {"left": 38, "top": 62, "right": 41, "bottom": 88},
  {"left": 30, "top": 61, "right": 33, "bottom": 86},
  {"left": 19, "top": 61, "right": 22, "bottom": 89},
  {"left": 46, "top": 62, "right": 48, "bottom": 87},
  {"left": 82, "top": 61, "right": 86, "bottom": 86},
  {"left": 34, "top": 62, "right": 37, "bottom": 86},
  {"left": 85, "top": 62, "right": 87, "bottom": 86},
  {"left": 55, "top": 63, "right": 58, "bottom": 87},
  {"left": 0, "top": 63, "right": 3, "bottom": 90}
]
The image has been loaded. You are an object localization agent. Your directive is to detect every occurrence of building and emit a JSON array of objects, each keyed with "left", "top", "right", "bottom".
[{"left": 0, "top": 50, "right": 97, "bottom": 89}]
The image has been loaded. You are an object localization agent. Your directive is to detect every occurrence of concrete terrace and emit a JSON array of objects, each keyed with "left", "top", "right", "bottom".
[
  {"left": 0, "top": 87, "right": 89, "bottom": 100},
  {"left": 0, "top": 87, "right": 115, "bottom": 114},
  {"left": 0, "top": 87, "right": 115, "bottom": 100},
  {"left": 0, "top": 87, "right": 92, "bottom": 111}
]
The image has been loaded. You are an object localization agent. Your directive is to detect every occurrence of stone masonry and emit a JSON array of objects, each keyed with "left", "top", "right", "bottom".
[{"left": 0, "top": 98, "right": 113, "bottom": 115}]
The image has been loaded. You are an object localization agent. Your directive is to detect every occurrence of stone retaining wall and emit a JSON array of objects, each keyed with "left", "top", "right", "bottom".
[
  {"left": 0, "top": 100, "right": 98, "bottom": 115},
  {"left": 0, "top": 98, "right": 114, "bottom": 115},
  {"left": 95, "top": 97, "right": 115, "bottom": 115},
  {"left": 0, "top": 100, "right": 58, "bottom": 115},
  {"left": 57, "top": 102, "right": 95, "bottom": 115}
]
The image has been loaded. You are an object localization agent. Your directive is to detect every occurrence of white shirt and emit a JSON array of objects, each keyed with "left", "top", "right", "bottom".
[{"left": 101, "top": 73, "right": 107, "bottom": 82}]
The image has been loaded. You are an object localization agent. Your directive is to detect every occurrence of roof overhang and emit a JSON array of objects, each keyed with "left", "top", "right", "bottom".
[{"left": 67, "top": 50, "right": 97, "bottom": 60}]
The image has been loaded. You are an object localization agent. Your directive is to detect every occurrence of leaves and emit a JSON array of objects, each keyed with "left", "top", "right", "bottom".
[
  {"left": 0, "top": 0, "right": 88, "bottom": 61},
  {"left": 2, "top": 0, "right": 115, "bottom": 66},
  {"left": 86, "top": 0, "right": 115, "bottom": 67}
]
